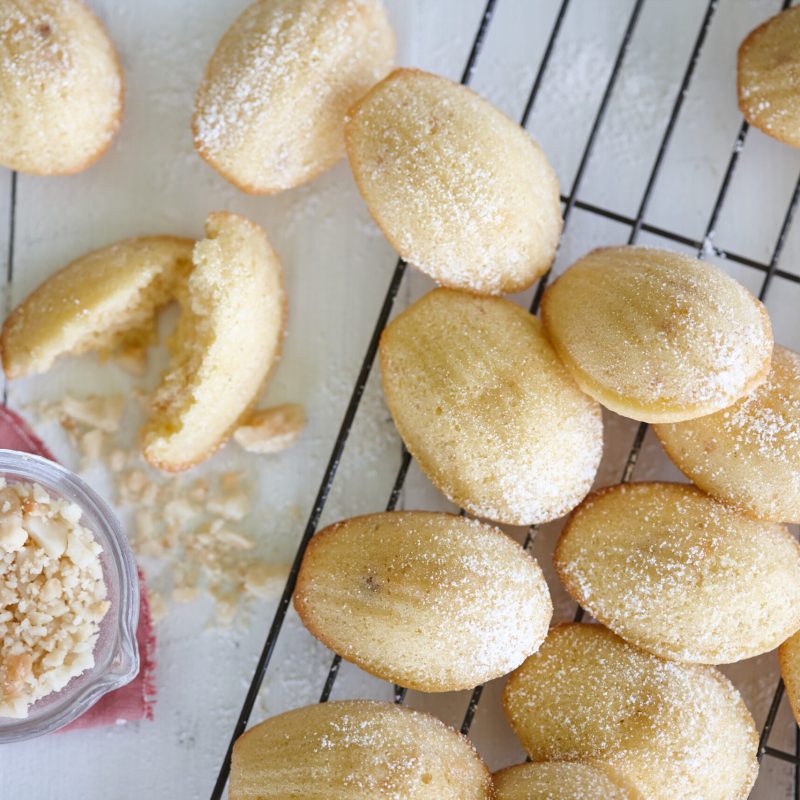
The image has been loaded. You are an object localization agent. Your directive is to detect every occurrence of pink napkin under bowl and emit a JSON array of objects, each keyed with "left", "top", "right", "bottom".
[{"left": 0, "top": 405, "right": 156, "bottom": 730}]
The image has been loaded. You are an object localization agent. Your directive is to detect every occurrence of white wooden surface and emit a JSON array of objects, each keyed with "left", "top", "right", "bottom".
[{"left": 1, "top": 0, "right": 800, "bottom": 797}]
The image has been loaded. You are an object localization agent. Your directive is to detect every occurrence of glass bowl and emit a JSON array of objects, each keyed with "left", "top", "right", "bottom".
[{"left": 0, "top": 450, "right": 139, "bottom": 743}]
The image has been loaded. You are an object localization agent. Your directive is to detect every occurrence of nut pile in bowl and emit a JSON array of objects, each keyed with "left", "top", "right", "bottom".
[{"left": 0, "top": 479, "right": 109, "bottom": 718}]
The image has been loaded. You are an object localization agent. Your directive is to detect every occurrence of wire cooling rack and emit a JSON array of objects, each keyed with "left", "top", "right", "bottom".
[{"left": 202, "top": 0, "right": 800, "bottom": 796}]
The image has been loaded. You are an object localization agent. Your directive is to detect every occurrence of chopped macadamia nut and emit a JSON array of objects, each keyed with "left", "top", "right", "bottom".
[
  {"left": 79, "top": 429, "right": 105, "bottom": 464},
  {"left": 233, "top": 404, "right": 305, "bottom": 454},
  {"left": 60, "top": 394, "right": 124, "bottom": 433},
  {"left": 243, "top": 562, "right": 289, "bottom": 600},
  {"left": 148, "top": 591, "right": 167, "bottom": 623},
  {"left": 0, "top": 481, "right": 109, "bottom": 718},
  {"left": 108, "top": 449, "right": 128, "bottom": 473}
]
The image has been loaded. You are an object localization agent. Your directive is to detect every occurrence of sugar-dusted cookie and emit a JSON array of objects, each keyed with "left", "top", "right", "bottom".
[
  {"left": 503, "top": 624, "right": 759, "bottom": 800},
  {"left": 2, "top": 236, "right": 194, "bottom": 379},
  {"left": 555, "top": 482, "right": 800, "bottom": 664},
  {"left": 142, "top": 212, "right": 285, "bottom": 471},
  {"left": 493, "top": 761, "right": 643, "bottom": 800},
  {"left": 0, "top": 0, "right": 123, "bottom": 174},
  {"left": 779, "top": 630, "right": 800, "bottom": 726},
  {"left": 379, "top": 289, "right": 603, "bottom": 525},
  {"left": 655, "top": 346, "right": 800, "bottom": 522},
  {"left": 541, "top": 246, "right": 773, "bottom": 423},
  {"left": 346, "top": 68, "right": 562, "bottom": 295},
  {"left": 294, "top": 511, "right": 552, "bottom": 691},
  {"left": 230, "top": 700, "right": 493, "bottom": 799},
  {"left": 193, "top": 0, "right": 395, "bottom": 194},
  {"left": 738, "top": 5, "right": 800, "bottom": 148}
]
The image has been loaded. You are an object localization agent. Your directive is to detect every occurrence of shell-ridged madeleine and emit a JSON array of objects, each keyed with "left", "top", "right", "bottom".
[
  {"left": 379, "top": 289, "right": 603, "bottom": 526},
  {"left": 142, "top": 212, "right": 285, "bottom": 472},
  {"left": 655, "top": 346, "right": 800, "bottom": 523},
  {"left": 345, "top": 68, "right": 562, "bottom": 295},
  {"left": 503, "top": 624, "right": 759, "bottom": 800},
  {"left": 193, "top": 0, "right": 395, "bottom": 194},
  {"left": 554, "top": 482, "right": 800, "bottom": 664},
  {"left": 1, "top": 236, "right": 194, "bottom": 380},
  {"left": 0, "top": 0, "right": 123, "bottom": 175},
  {"left": 738, "top": 6, "right": 800, "bottom": 148},
  {"left": 493, "top": 761, "right": 643, "bottom": 800},
  {"left": 294, "top": 512, "right": 552, "bottom": 692},
  {"left": 541, "top": 246, "right": 773, "bottom": 422},
  {"left": 780, "top": 630, "right": 800, "bottom": 726},
  {"left": 230, "top": 700, "right": 493, "bottom": 800}
]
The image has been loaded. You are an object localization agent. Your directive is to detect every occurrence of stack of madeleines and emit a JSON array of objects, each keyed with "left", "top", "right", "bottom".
[{"left": 2, "top": 0, "right": 800, "bottom": 798}]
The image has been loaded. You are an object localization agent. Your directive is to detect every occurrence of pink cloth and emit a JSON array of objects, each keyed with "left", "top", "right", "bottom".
[{"left": 0, "top": 405, "right": 156, "bottom": 728}]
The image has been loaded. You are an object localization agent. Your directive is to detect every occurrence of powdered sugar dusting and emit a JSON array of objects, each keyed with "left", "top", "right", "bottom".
[
  {"left": 504, "top": 624, "right": 759, "bottom": 800},
  {"left": 655, "top": 345, "right": 800, "bottom": 520},
  {"left": 556, "top": 483, "right": 800, "bottom": 663},
  {"left": 193, "top": 0, "right": 395, "bottom": 192},
  {"left": 381, "top": 289, "right": 603, "bottom": 526},
  {"left": 295, "top": 512, "right": 552, "bottom": 690},
  {"left": 0, "top": 0, "right": 122, "bottom": 173},
  {"left": 542, "top": 246, "right": 773, "bottom": 420},
  {"left": 346, "top": 68, "right": 562, "bottom": 294},
  {"left": 737, "top": 5, "right": 800, "bottom": 147},
  {"left": 233, "top": 700, "right": 492, "bottom": 799}
]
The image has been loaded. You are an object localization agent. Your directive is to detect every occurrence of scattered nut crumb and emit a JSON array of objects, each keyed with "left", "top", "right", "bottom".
[
  {"left": 60, "top": 394, "right": 125, "bottom": 433},
  {"left": 149, "top": 591, "right": 168, "bottom": 623},
  {"left": 108, "top": 448, "right": 128, "bottom": 473},
  {"left": 26, "top": 395, "right": 292, "bottom": 628},
  {"left": 243, "top": 562, "right": 290, "bottom": 599}
]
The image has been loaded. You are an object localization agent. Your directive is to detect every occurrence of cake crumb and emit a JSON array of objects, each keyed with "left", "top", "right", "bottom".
[{"left": 233, "top": 404, "right": 305, "bottom": 454}]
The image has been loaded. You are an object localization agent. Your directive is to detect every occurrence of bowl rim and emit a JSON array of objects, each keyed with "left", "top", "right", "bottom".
[{"left": 0, "top": 449, "right": 140, "bottom": 742}]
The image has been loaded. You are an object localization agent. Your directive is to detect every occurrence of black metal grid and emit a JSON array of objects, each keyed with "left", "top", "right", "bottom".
[{"left": 202, "top": 0, "right": 800, "bottom": 796}]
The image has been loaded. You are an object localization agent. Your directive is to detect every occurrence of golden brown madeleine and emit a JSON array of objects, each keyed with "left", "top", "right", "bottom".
[
  {"left": 493, "top": 761, "right": 643, "bottom": 800},
  {"left": 379, "top": 289, "right": 603, "bottom": 526},
  {"left": 503, "top": 624, "right": 758, "bottom": 800},
  {"left": 738, "top": 6, "right": 800, "bottom": 148},
  {"left": 554, "top": 482, "right": 800, "bottom": 664},
  {"left": 142, "top": 212, "right": 285, "bottom": 471},
  {"left": 655, "top": 346, "right": 800, "bottom": 522},
  {"left": 541, "top": 246, "right": 773, "bottom": 422},
  {"left": 0, "top": 0, "right": 123, "bottom": 175},
  {"left": 1, "top": 236, "right": 193, "bottom": 379},
  {"left": 294, "top": 511, "right": 552, "bottom": 692},
  {"left": 193, "top": 0, "right": 395, "bottom": 194},
  {"left": 779, "top": 630, "right": 800, "bottom": 726},
  {"left": 345, "top": 68, "right": 562, "bottom": 295},
  {"left": 230, "top": 700, "right": 493, "bottom": 799}
]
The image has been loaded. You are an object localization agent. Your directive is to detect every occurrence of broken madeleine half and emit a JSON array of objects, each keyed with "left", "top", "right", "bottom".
[
  {"left": 654, "top": 345, "right": 800, "bottom": 523},
  {"left": 503, "top": 624, "right": 759, "bottom": 800},
  {"left": 738, "top": 5, "right": 800, "bottom": 148},
  {"left": 1, "top": 236, "right": 194, "bottom": 379},
  {"left": 294, "top": 511, "right": 552, "bottom": 692},
  {"left": 142, "top": 212, "right": 285, "bottom": 471},
  {"left": 193, "top": 0, "right": 395, "bottom": 193},
  {"left": 554, "top": 482, "right": 800, "bottom": 664},
  {"left": 493, "top": 761, "right": 643, "bottom": 800},
  {"left": 230, "top": 700, "right": 493, "bottom": 800},
  {"left": 0, "top": 0, "right": 123, "bottom": 174},
  {"left": 541, "top": 246, "right": 773, "bottom": 422},
  {"left": 780, "top": 630, "right": 800, "bottom": 726},
  {"left": 379, "top": 288, "right": 602, "bottom": 526},
  {"left": 346, "top": 68, "right": 562, "bottom": 295}
]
